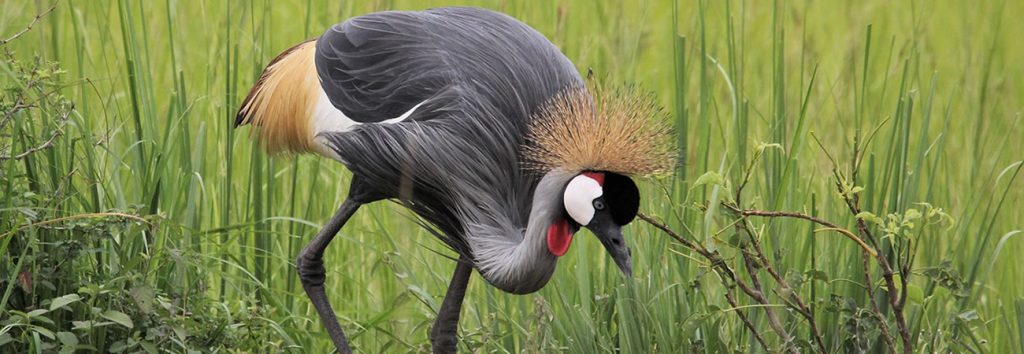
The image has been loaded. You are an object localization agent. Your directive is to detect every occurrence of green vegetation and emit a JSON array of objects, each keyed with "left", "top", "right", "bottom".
[{"left": 1, "top": 0, "right": 1021, "bottom": 352}]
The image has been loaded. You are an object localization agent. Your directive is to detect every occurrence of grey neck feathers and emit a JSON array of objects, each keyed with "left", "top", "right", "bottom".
[{"left": 466, "top": 170, "right": 573, "bottom": 294}]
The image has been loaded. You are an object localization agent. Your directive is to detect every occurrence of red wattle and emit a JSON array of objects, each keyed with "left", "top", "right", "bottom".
[{"left": 547, "top": 218, "right": 574, "bottom": 256}]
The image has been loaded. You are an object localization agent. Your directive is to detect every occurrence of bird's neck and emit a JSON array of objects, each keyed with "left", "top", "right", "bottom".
[{"left": 470, "top": 170, "right": 573, "bottom": 294}]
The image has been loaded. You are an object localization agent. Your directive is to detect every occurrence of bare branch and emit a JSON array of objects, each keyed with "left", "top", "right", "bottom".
[
  {"left": 0, "top": 3, "right": 56, "bottom": 46},
  {"left": 839, "top": 179, "right": 912, "bottom": 354},
  {"left": 723, "top": 289, "right": 772, "bottom": 351},
  {"left": 739, "top": 248, "right": 797, "bottom": 352},
  {"left": 862, "top": 249, "right": 897, "bottom": 353},
  {"left": 736, "top": 208, "right": 878, "bottom": 258},
  {"left": 638, "top": 213, "right": 777, "bottom": 352},
  {"left": 0, "top": 109, "right": 69, "bottom": 161},
  {"left": 735, "top": 216, "right": 827, "bottom": 353}
]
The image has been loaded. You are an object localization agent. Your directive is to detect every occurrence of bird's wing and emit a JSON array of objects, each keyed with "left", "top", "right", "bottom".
[
  {"left": 315, "top": 7, "right": 584, "bottom": 258},
  {"left": 314, "top": 10, "right": 460, "bottom": 123}
]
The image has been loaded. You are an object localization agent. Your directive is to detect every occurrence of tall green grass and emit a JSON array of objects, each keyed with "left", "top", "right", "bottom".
[{"left": 1, "top": 0, "right": 1022, "bottom": 352}]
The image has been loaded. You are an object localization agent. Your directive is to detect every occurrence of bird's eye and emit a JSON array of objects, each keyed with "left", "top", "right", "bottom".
[{"left": 593, "top": 199, "right": 606, "bottom": 211}]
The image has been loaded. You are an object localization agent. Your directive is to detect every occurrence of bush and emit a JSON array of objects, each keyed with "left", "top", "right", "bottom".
[{"left": 0, "top": 13, "right": 295, "bottom": 353}]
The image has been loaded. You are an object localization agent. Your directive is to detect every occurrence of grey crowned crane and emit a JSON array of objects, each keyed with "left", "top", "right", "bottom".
[{"left": 235, "top": 7, "right": 672, "bottom": 353}]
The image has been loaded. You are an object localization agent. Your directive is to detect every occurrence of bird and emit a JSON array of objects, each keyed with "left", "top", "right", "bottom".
[{"left": 235, "top": 6, "right": 671, "bottom": 353}]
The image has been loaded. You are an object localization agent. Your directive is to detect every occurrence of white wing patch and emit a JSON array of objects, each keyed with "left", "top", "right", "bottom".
[
  {"left": 563, "top": 174, "right": 603, "bottom": 225},
  {"left": 310, "top": 85, "right": 428, "bottom": 161},
  {"left": 380, "top": 100, "right": 428, "bottom": 124},
  {"left": 311, "top": 87, "right": 358, "bottom": 135}
]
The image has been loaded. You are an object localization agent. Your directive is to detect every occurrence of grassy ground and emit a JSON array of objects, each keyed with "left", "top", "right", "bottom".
[{"left": 1, "top": 0, "right": 1022, "bottom": 352}]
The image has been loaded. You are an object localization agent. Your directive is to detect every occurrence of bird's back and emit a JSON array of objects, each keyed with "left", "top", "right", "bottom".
[{"left": 315, "top": 7, "right": 581, "bottom": 130}]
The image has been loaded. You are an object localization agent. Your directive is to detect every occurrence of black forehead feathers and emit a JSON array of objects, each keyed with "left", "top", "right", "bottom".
[{"left": 603, "top": 172, "right": 639, "bottom": 225}]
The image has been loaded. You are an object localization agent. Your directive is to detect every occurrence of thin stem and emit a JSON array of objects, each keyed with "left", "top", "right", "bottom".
[
  {"left": 737, "top": 208, "right": 878, "bottom": 258},
  {"left": 0, "top": 3, "right": 56, "bottom": 46},
  {"left": 737, "top": 216, "right": 827, "bottom": 353},
  {"left": 862, "top": 249, "right": 897, "bottom": 353}
]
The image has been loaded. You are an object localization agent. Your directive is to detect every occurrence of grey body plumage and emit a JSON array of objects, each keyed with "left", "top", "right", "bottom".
[{"left": 316, "top": 7, "right": 582, "bottom": 290}]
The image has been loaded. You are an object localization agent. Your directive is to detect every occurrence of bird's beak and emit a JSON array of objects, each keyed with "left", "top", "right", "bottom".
[{"left": 591, "top": 222, "right": 633, "bottom": 277}]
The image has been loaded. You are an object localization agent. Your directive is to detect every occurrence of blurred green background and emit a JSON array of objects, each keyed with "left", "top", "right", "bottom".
[{"left": 1, "top": 0, "right": 1022, "bottom": 352}]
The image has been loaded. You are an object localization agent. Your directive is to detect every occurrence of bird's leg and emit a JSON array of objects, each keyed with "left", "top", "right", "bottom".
[
  {"left": 297, "top": 198, "right": 361, "bottom": 354},
  {"left": 430, "top": 258, "right": 473, "bottom": 354}
]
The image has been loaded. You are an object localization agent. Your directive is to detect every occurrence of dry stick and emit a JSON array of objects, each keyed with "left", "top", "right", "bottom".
[
  {"left": 737, "top": 206, "right": 906, "bottom": 351},
  {"left": 726, "top": 209, "right": 801, "bottom": 352},
  {"left": 0, "top": 4, "right": 56, "bottom": 46},
  {"left": 730, "top": 156, "right": 810, "bottom": 353},
  {"left": 739, "top": 248, "right": 797, "bottom": 353},
  {"left": 0, "top": 212, "right": 152, "bottom": 239},
  {"left": 642, "top": 209, "right": 798, "bottom": 353},
  {"left": 862, "top": 249, "right": 897, "bottom": 353},
  {"left": 723, "top": 286, "right": 773, "bottom": 352},
  {"left": 735, "top": 216, "right": 828, "bottom": 354},
  {"left": 732, "top": 150, "right": 828, "bottom": 353},
  {"left": 637, "top": 213, "right": 772, "bottom": 352},
  {"left": 820, "top": 131, "right": 910, "bottom": 353},
  {"left": 847, "top": 197, "right": 912, "bottom": 354},
  {"left": 738, "top": 209, "right": 877, "bottom": 258},
  {"left": 0, "top": 109, "right": 70, "bottom": 161},
  {"left": 861, "top": 222, "right": 911, "bottom": 353}
]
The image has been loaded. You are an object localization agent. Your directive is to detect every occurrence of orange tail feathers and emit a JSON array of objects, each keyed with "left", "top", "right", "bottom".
[{"left": 235, "top": 40, "right": 320, "bottom": 155}]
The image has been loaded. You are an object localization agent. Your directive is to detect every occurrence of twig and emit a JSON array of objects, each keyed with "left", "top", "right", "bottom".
[
  {"left": 737, "top": 208, "right": 878, "bottom": 258},
  {"left": 739, "top": 247, "right": 797, "bottom": 352},
  {"left": 0, "top": 3, "right": 56, "bottom": 46},
  {"left": 818, "top": 132, "right": 912, "bottom": 354},
  {"left": 736, "top": 216, "right": 828, "bottom": 353},
  {"left": 723, "top": 289, "right": 772, "bottom": 351},
  {"left": 834, "top": 175, "right": 911, "bottom": 354},
  {"left": 0, "top": 212, "right": 152, "bottom": 239},
  {"left": 638, "top": 213, "right": 776, "bottom": 352},
  {"left": 1, "top": 127, "right": 60, "bottom": 160},
  {"left": 0, "top": 110, "right": 70, "bottom": 161},
  {"left": 862, "top": 249, "right": 897, "bottom": 353},
  {"left": 638, "top": 213, "right": 709, "bottom": 257}
]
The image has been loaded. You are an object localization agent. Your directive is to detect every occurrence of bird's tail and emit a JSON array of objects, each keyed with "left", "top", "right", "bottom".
[{"left": 235, "top": 39, "right": 320, "bottom": 155}]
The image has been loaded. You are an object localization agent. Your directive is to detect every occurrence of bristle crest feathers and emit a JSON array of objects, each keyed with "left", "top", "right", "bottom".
[{"left": 524, "top": 83, "right": 675, "bottom": 176}]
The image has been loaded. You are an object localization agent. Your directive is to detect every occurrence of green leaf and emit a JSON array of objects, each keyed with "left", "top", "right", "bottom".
[
  {"left": 957, "top": 310, "right": 979, "bottom": 322},
  {"left": 109, "top": 339, "right": 130, "bottom": 353},
  {"left": 756, "top": 142, "right": 784, "bottom": 153},
  {"left": 49, "top": 294, "right": 82, "bottom": 311},
  {"left": 26, "top": 309, "right": 48, "bottom": 317},
  {"left": 904, "top": 208, "right": 922, "bottom": 221},
  {"left": 72, "top": 320, "right": 94, "bottom": 331},
  {"left": 139, "top": 340, "right": 158, "bottom": 354},
  {"left": 855, "top": 212, "right": 883, "bottom": 225},
  {"left": 805, "top": 269, "right": 830, "bottom": 283},
  {"left": 31, "top": 325, "right": 55, "bottom": 340},
  {"left": 691, "top": 171, "right": 728, "bottom": 190},
  {"left": 0, "top": 333, "right": 13, "bottom": 346},
  {"left": 100, "top": 310, "right": 134, "bottom": 329},
  {"left": 56, "top": 331, "right": 78, "bottom": 346},
  {"left": 906, "top": 284, "right": 924, "bottom": 304}
]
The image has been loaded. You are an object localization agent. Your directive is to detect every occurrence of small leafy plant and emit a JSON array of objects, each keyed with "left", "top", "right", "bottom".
[{"left": 0, "top": 9, "right": 295, "bottom": 353}]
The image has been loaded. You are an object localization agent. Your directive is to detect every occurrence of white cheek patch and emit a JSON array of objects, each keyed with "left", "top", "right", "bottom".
[{"left": 564, "top": 175, "right": 604, "bottom": 226}]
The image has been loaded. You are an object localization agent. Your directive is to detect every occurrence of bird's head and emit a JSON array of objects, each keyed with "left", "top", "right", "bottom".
[
  {"left": 552, "top": 170, "right": 639, "bottom": 276},
  {"left": 526, "top": 83, "right": 673, "bottom": 278}
]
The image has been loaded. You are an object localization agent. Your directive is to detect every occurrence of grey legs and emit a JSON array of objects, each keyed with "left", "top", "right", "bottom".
[
  {"left": 296, "top": 181, "right": 472, "bottom": 353},
  {"left": 430, "top": 259, "right": 473, "bottom": 353},
  {"left": 296, "top": 198, "right": 361, "bottom": 354}
]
